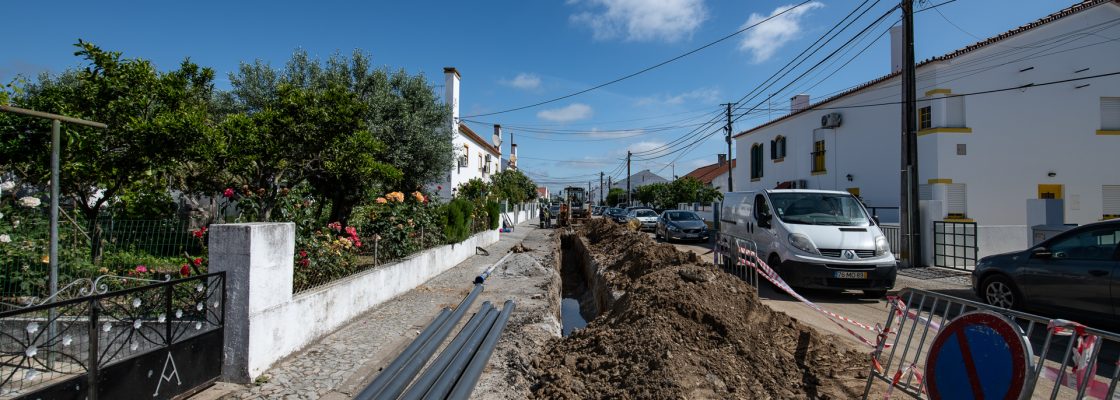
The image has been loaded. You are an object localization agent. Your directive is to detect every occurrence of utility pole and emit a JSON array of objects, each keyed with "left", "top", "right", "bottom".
[
  {"left": 608, "top": 176, "right": 613, "bottom": 205},
  {"left": 626, "top": 151, "right": 632, "bottom": 205},
  {"left": 899, "top": 0, "right": 921, "bottom": 267},
  {"left": 599, "top": 172, "right": 604, "bottom": 206},
  {"left": 721, "top": 103, "right": 734, "bottom": 192}
]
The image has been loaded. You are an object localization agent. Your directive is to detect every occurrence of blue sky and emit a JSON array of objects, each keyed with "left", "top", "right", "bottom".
[{"left": 0, "top": 0, "right": 1071, "bottom": 194}]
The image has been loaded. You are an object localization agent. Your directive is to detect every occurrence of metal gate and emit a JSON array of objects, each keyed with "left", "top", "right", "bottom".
[
  {"left": 932, "top": 221, "right": 977, "bottom": 270},
  {"left": 0, "top": 272, "right": 225, "bottom": 399}
]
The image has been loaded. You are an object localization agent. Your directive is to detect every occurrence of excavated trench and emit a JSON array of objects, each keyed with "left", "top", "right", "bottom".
[{"left": 558, "top": 232, "right": 611, "bottom": 337}]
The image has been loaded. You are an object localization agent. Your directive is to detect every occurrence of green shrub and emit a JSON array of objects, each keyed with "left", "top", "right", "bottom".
[
  {"left": 486, "top": 201, "right": 500, "bottom": 230},
  {"left": 442, "top": 198, "right": 474, "bottom": 243}
]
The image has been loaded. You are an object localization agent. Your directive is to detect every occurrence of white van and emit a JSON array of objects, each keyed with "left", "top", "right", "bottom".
[{"left": 719, "top": 189, "right": 897, "bottom": 296}]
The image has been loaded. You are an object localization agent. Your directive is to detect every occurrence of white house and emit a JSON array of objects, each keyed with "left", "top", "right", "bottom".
[
  {"left": 682, "top": 154, "right": 736, "bottom": 193},
  {"left": 436, "top": 67, "right": 503, "bottom": 199},
  {"left": 731, "top": 0, "right": 1120, "bottom": 258},
  {"left": 611, "top": 169, "right": 670, "bottom": 192}
]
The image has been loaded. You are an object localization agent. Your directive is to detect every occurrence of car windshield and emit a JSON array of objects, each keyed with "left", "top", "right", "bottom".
[
  {"left": 665, "top": 211, "right": 700, "bottom": 221},
  {"left": 767, "top": 192, "right": 870, "bottom": 226},
  {"left": 635, "top": 210, "right": 657, "bottom": 218},
  {"left": 609, "top": 208, "right": 622, "bottom": 214}
]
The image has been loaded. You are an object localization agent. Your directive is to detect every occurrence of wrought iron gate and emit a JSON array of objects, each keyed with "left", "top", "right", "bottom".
[
  {"left": 0, "top": 272, "right": 225, "bottom": 399},
  {"left": 932, "top": 221, "right": 977, "bottom": 270}
]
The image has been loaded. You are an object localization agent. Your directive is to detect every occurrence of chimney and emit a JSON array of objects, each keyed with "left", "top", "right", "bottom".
[
  {"left": 890, "top": 26, "right": 903, "bottom": 73},
  {"left": 492, "top": 124, "right": 502, "bottom": 150},
  {"left": 717, "top": 154, "right": 727, "bottom": 166},
  {"left": 444, "top": 67, "right": 461, "bottom": 133},
  {"left": 790, "top": 94, "right": 810, "bottom": 113}
]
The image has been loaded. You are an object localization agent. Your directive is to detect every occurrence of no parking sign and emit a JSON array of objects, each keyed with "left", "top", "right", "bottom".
[{"left": 926, "top": 311, "right": 1032, "bottom": 399}]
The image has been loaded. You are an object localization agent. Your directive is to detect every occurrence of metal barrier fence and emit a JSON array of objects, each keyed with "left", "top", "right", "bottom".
[
  {"left": 712, "top": 232, "right": 760, "bottom": 288},
  {"left": 864, "top": 288, "right": 1120, "bottom": 399}
]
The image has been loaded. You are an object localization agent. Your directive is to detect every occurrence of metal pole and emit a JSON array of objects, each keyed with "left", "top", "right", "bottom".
[
  {"left": 599, "top": 172, "right": 604, "bottom": 206},
  {"left": 900, "top": 0, "right": 921, "bottom": 267},
  {"left": 50, "top": 120, "right": 60, "bottom": 299},
  {"left": 722, "top": 103, "right": 734, "bottom": 192},
  {"left": 626, "top": 151, "right": 631, "bottom": 205}
]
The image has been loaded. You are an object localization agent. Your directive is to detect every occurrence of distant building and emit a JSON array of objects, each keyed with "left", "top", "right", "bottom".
[
  {"left": 536, "top": 186, "right": 550, "bottom": 201},
  {"left": 436, "top": 67, "right": 503, "bottom": 199},
  {"left": 681, "top": 154, "right": 736, "bottom": 193},
  {"left": 611, "top": 169, "right": 669, "bottom": 192}
]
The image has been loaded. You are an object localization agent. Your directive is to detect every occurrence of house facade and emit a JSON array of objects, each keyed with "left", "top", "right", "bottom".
[
  {"left": 437, "top": 67, "right": 503, "bottom": 199},
  {"left": 610, "top": 169, "right": 670, "bottom": 192},
  {"left": 732, "top": 0, "right": 1120, "bottom": 239},
  {"left": 682, "top": 154, "right": 736, "bottom": 193}
]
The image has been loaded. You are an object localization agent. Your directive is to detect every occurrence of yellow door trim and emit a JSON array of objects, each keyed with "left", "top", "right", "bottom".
[
  {"left": 918, "top": 127, "right": 973, "bottom": 136},
  {"left": 924, "top": 88, "right": 952, "bottom": 97},
  {"left": 927, "top": 178, "right": 953, "bottom": 184},
  {"left": 1037, "top": 184, "right": 1063, "bottom": 200},
  {"left": 1096, "top": 130, "right": 1120, "bottom": 135}
]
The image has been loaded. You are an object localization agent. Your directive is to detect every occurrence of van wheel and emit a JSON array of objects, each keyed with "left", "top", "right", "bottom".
[{"left": 765, "top": 254, "right": 784, "bottom": 291}]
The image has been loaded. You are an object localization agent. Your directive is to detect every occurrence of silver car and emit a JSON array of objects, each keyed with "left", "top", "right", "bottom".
[
  {"left": 627, "top": 208, "right": 658, "bottom": 231},
  {"left": 655, "top": 210, "right": 710, "bottom": 242}
]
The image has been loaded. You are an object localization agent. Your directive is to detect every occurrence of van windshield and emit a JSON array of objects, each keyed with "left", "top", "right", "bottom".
[{"left": 768, "top": 193, "right": 870, "bottom": 226}]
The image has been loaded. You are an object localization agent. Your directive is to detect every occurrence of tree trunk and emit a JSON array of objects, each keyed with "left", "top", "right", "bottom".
[{"left": 328, "top": 192, "right": 354, "bottom": 228}]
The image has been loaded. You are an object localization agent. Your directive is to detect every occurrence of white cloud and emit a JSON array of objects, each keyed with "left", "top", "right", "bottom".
[
  {"left": 739, "top": 2, "right": 825, "bottom": 63},
  {"left": 625, "top": 140, "right": 667, "bottom": 154},
  {"left": 502, "top": 73, "right": 541, "bottom": 90},
  {"left": 570, "top": 0, "right": 707, "bottom": 43},
  {"left": 636, "top": 88, "right": 720, "bottom": 106},
  {"left": 537, "top": 103, "right": 594, "bottom": 122},
  {"left": 584, "top": 127, "right": 644, "bottom": 139}
]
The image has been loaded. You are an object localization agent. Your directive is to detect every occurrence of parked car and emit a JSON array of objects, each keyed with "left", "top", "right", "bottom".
[
  {"left": 549, "top": 205, "right": 561, "bottom": 225},
  {"left": 592, "top": 206, "right": 604, "bottom": 216},
  {"left": 972, "top": 219, "right": 1119, "bottom": 326},
  {"left": 627, "top": 208, "right": 659, "bottom": 231},
  {"left": 720, "top": 189, "right": 896, "bottom": 297},
  {"left": 655, "top": 210, "right": 710, "bottom": 242},
  {"left": 605, "top": 208, "right": 627, "bottom": 223}
]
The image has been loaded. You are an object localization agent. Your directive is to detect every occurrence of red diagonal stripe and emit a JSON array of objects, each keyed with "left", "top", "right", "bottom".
[{"left": 956, "top": 330, "right": 986, "bottom": 400}]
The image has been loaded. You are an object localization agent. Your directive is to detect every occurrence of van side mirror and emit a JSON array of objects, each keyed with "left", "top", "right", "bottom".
[
  {"left": 1031, "top": 247, "right": 1052, "bottom": 259},
  {"left": 871, "top": 216, "right": 880, "bottom": 225},
  {"left": 758, "top": 213, "right": 772, "bottom": 229}
]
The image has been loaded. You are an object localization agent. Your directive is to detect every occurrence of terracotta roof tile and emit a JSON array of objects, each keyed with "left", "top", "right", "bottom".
[
  {"left": 734, "top": 0, "right": 1117, "bottom": 139},
  {"left": 683, "top": 159, "right": 735, "bottom": 185}
]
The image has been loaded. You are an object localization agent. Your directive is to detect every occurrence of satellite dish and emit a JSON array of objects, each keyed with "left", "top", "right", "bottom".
[{"left": 492, "top": 133, "right": 502, "bottom": 147}]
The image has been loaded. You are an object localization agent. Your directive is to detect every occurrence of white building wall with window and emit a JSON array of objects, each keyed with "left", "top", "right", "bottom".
[
  {"left": 437, "top": 68, "right": 502, "bottom": 199},
  {"left": 733, "top": 1, "right": 1120, "bottom": 235}
]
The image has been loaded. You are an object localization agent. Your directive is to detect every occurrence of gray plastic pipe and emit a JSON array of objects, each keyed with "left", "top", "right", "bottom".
[
  {"left": 399, "top": 302, "right": 493, "bottom": 400},
  {"left": 420, "top": 306, "right": 500, "bottom": 400},
  {"left": 372, "top": 284, "right": 485, "bottom": 400},
  {"left": 446, "top": 300, "right": 516, "bottom": 400},
  {"left": 355, "top": 307, "right": 451, "bottom": 400},
  {"left": 474, "top": 251, "right": 513, "bottom": 284}
]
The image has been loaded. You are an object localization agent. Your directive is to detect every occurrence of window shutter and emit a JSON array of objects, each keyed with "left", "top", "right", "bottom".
[
  {"left": 1102, "top": 97, "right": 1120, "bottom": 130},
  {"left": 947, "top": 183, "right": 968, "bottom": 216},
  {"left": 780, "top": 138, "right": 787, "bottom": 158},
  {"left": 770, "top": 140, "right": 776, "bottom": 159},
  {"left": 1104, "top": 185, "right": 1120, "bottom": 216}
]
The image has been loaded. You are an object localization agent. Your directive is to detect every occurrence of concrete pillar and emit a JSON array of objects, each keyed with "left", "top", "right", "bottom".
[
  {"left": 919, "top": 200, "right": 943, "bottom": 268},
  {"left": 209, "top": 222, "right": 295, "bottom": 383}
]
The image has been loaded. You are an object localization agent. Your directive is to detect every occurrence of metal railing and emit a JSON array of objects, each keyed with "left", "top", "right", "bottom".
[
  {"left": 879, "top": 223, "right": 902, "bottom": 261},
  {"left": 712, "top": 232, "right": 760, "bottom": 288},
  {"left": 864, "top": 288, "right": 1120, "bottom": 399}
]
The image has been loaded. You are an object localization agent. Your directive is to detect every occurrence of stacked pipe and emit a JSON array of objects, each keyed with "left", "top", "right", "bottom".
[{"left": 356, "top": 284, "right": 517, "bottom": 400}]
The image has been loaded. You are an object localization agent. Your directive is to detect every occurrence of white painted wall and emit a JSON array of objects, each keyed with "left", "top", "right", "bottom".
[
  {"left": 733, "top": 3, "right": 1120, "bottom": 230},
  {"left": 436, "top": 68, "right": 502, "bottom": 199},
  {"left": 210, "top": 223, "right": 500, "bottom": 382}
]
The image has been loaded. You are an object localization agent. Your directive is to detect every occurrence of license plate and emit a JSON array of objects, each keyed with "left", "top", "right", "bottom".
[
  {"left": 834, "top": 271, "right": 868, "bottom": 279},
  {"left": 686, "top": 234, "right": 698, "bottom": 238}
]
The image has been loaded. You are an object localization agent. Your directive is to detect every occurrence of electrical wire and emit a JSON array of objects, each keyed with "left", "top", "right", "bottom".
[{"left": 462, "top": 0, "right": 819, "bottom": 118}]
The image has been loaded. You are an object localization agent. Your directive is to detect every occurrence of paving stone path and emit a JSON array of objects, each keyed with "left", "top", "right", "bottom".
[{"left": 216, "top": 224, "right": 540, "bottom": 400}]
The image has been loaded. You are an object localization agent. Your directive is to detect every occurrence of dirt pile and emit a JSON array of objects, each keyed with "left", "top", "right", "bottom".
[{"left": 530, "top": 219, "right": 869, "bottom": 399}]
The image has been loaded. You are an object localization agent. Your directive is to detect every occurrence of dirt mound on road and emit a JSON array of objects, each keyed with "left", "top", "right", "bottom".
[{"left": 531, "top": 219, "right": 869, "bottom": 399}]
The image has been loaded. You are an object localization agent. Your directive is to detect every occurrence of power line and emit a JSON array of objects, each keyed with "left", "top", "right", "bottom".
[{"left": 462, "top": 0, "right": 819, "bottom": 118}]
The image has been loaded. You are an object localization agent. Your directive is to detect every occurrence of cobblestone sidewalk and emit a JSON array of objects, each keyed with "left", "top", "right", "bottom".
[{"left": 211, "top": 225, "right": 538, "bottom": 400}]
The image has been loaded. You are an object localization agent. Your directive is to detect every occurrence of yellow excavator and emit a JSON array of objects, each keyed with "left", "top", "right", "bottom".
[{"left": 558, "top": 186, "right": 589, "bottom": 227}]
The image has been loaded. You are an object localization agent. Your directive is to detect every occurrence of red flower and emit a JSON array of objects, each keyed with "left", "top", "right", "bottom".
[
  {"left": 192, "top": 226, "right": 208, "bottom": 239},
  {"left": 299, "top": 250, "right": 308, "bottom": 258},
  {"left": 437, "top": 185, "right": 443, "bottom": 191},
  {"left": 180, "top": 264, "right": 191, "bottom": 277},
  {"left": 327, "top": 222, "right": 342, "bottom": 232},
  {"left": 135, "top": 265, "right": 148, "bottom": 273},
  {"left": 345, "top": 226, "right": 357, "bottom": 236},
  {"left": 353, "top": 239, "right": 362, "bottom": 248},
  {"left": 223, "top": 188, "right": 235, "bottom": 198},
  {"left": 192, "top": 257, "right": 203, "bottom": 266},
  {"left": 298, "top": 258, "right": 310, "bottom": 267}
]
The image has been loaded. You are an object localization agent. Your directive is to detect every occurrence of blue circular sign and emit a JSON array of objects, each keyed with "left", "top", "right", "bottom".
[{"left": 926, "top": 311, "right": 1031, "bottom": 400}]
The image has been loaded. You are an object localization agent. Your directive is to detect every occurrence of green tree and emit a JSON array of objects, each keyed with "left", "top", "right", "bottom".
[
  {"left": 0, "top": 40, "right": 216, "bottom": 227},
  {"left": 455, "top": 178, "right": 489, "bottom": 202},
  {"left": 668, "top": 177, "right": 723, "bottom": 206},
  {"left": 606, "top": 188, "right": 626, "bottom": 206},
  {"left": 634, "top": 183, "right": 669, "bottom": 207},
  {"left": 489, "top": 169, "right": 537, "bottom": 204}
]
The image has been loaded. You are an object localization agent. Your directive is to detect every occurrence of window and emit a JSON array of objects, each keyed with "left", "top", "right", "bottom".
[
  {"left": 919, "top": 106, "right": 932, "bottom": 130},
  {"left": 1104, "top": 185, "right": 1120, "bottom": 220},
  {"left": 750, "top": 143, "right": 764, "bottom": 180},
  {"left": 1046, "top": 227, "right": 1120, "bottom": 261},
  {"left": 956, "top": 143, "right": 967, "bottom": 156},
  {"left": 811, "top": 140, "right": 826, "bottom": 173},
  {"left": 771, "top": 136, "right": 786, "bottom": 161},
  {"left": 1103, "top": 97, "right": 1120, "bottom": 131}
]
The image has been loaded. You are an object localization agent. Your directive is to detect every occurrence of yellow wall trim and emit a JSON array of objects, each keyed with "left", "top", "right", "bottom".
[
  {"left": 924, "top": 88, "right": 952, "bottom": 97},
  {"left": 811, "top": 170, "right": 827, "bottom": 176},
  {"left": 943, "top": 218, "right": 975, "bottom": 222},
  {"left": 918, "top": 127, "right": 973, "bottom": 136},
  {"left": 927, "top": 178, "right": 953, "bottom": 184},
  {"left": 1096, "top": 130, "right": 1120, "bottom": 135},
  {"left": 773, "top": 157, "right": 784, "bottom": 163},
  {"left": 751, "top": 178, "right": 761, "bottom": 182}
]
